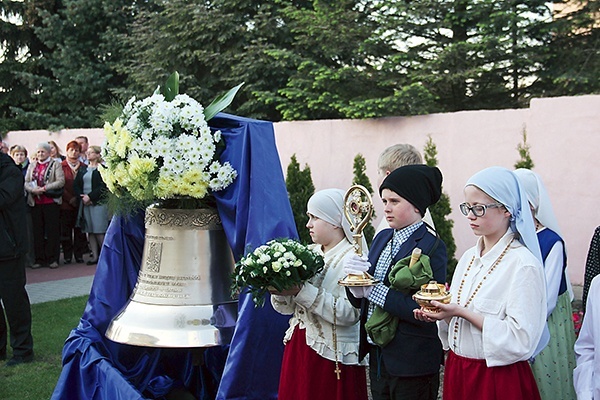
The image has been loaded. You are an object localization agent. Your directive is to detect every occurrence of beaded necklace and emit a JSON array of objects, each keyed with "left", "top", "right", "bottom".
[{"left": 452, "top": 238, "right": 513, "bottom": 345}]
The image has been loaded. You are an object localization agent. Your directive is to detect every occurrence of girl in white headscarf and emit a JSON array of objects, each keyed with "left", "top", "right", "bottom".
[
  {"left": 514, "top": 168, "right": 576, "bottom": 400},
  {"left": 414, "top": 166, "right": 547, "bottom": 400},
  {"left": 271, "top": 188, "right": 368, "bottom": 400}
]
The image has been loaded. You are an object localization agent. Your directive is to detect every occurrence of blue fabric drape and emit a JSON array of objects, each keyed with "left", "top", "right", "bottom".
[{"left": 52, "top": 113, "right": 297, "bottom": 399}]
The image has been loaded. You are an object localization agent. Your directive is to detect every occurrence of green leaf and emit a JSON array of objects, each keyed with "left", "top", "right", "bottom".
[
  {"left": 204, "top": 82, "right": 245, "bottom": 121},
  {"left": 162, "top": 72, "right": 180, "bottom": 101}
]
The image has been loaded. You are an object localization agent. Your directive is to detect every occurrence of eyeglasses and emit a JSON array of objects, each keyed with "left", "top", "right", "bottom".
[{"left": 459, "top": 202, "right": 504, "bottom": 217}]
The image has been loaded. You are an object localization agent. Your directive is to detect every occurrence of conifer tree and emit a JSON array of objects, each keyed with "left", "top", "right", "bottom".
[
  {"left": 515, "top": 127, "right": 534, "bottom": 169},
  {"left": 351, "top": 154, "right": 376, "bottom": 245},
  {"left": 285, "top": 154, "right": 315, "bottom": 244},
  {"left": 423, "top": 136, "right": 458, "bottom": 283}
]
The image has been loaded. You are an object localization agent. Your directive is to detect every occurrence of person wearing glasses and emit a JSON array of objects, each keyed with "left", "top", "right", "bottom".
[{"left": 414, "top": 166, "right": 547, "bottom": 400}]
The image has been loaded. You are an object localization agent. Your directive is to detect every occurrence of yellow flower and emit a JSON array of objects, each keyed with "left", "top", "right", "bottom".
[
  {"left": 115, "top": 129, "right": 133, "bottom": 158},
  {"left": 182, "top": 168, "right": 202, "bottom": 184},
  {"left": 128, "top": 156, "right": 156, "bottom": 180},
  {"left": 155, "top": 175, "right": 174, "bottom": 198}
]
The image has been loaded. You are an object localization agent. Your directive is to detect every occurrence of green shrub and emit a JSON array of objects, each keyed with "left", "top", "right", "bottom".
[
  {"left": 352, "top": 154, "right": 376, "bottom": 246},
  {"left": 285, "top": 154, "right": 315, "bottom": 244},
  {"left": 424, "top": 136, "right": 458, "bottom": 283}
]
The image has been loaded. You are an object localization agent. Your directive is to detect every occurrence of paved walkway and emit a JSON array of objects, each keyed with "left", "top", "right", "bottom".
[{"left": 25, "top": 257, "right": 97, "bottom": 304}]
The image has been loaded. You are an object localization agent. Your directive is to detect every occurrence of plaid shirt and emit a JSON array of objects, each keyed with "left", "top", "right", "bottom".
[{"left": 367, "top": 222, "right": 423, "bottom": 326}]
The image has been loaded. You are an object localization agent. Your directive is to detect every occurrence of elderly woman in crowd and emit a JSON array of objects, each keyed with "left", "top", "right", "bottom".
[{"left": 24, "top": 142, "right": 65, "bottom": 269}]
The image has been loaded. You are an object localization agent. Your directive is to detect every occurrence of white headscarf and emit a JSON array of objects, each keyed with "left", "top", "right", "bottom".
[
  {"left": 514, "top": 168, "right": 574, "bottom": 301},
  {"left": 513, "top": 169, "right": 562, "bottom": 236},
  {"left": 306, "top": 188, "right": 368, "bottom": 252},
  {"left": 466, "top": 166, "right": 542, "bottom": 264}
]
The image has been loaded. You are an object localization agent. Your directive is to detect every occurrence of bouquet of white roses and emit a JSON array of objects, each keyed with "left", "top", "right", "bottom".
[
  {"left": 101, "top": 72, "right": 242, "bottom": 213},
  {"left": 232, "top": 239, "right": 325, "bottom": 307}
]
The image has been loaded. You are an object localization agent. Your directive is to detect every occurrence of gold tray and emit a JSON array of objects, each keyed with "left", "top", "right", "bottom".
[{"left": 338, "top": 273, "right": 380, "bottom": 287}]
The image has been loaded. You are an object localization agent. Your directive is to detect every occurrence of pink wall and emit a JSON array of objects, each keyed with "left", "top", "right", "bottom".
[
  {"left": 6, "top": 95, "right": 600, "bottom": 286},
  {"left": 273, "top": 95, "right": 600, "bottom": 286}
]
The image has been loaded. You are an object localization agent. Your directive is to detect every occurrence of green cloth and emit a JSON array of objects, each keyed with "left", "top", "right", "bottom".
[{"left": 365, "top": 254, "right": 433, "bottom": 347}]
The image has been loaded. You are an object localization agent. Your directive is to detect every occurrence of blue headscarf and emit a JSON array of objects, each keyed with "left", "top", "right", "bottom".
[{"left": 466, "top": 166, "right": 542, "bottom": 264}]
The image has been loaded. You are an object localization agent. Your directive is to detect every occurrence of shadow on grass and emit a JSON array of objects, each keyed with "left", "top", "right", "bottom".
[{"left": 0, "top": 295, "right": 88, "bottom": 400}]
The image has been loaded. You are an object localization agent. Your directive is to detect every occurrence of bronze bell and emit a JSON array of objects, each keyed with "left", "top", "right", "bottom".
[{"left": 105, "top": 205, "right": 237, "bottom": 348}]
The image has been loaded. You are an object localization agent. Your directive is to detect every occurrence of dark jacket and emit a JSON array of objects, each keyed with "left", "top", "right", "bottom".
[
  {"left": 0, "top": 153, "right": 27, "bottom": 259},
  {"left": 348, "top": 224, "right": 447, "bottom": 377},
  {"left": 73, "top": 165, "right": 108, "bottom": 206}
]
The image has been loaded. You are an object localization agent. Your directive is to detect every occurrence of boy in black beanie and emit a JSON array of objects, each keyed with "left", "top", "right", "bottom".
[{"left": 344, "top": 164, "right": 447, "bottom": 400}]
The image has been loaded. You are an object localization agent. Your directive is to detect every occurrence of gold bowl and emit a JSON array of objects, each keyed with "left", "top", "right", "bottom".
[
  {"left": 338, "top": 272, "right": 380, "bottom": 287},
  {"left": 413, "top": 281, "right": 451, "bottom": 312}
]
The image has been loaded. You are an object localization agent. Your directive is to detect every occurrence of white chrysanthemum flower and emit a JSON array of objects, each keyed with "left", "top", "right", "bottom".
[
  {"left": 200, "top": 147, "right": 214, "bottom": 162},
  {"left": 209, "top": 161, "right": 221, "bottom": 174},
  {"left": 209, "top": 178, "right": 222, "bottom": 190}
]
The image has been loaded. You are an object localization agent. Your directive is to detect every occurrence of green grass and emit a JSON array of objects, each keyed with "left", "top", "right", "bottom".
[{"left": 0, "top": 295, "right": 88, "bottom": 400}]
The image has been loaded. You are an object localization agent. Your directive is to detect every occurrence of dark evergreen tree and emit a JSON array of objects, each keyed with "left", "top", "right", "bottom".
[
  {"left": 351, "top": 153, "right": 376, "bottom": 245},
  {"left": 115, "top": 0, "right": 296, "bottom": 121},
  {"left": 372, "top": 0, "right": 558, "bottom": 111},
  {"left": 1, "top": 0, "right": 598, "bottom": 131},
  {"left": 0, "top": 0, "right": 54, "bottom": 133},
  {"left": 4, "top": 0, "right": 153, "bottom": 131},
  {"left": 285, "top": 154, "right": 315, "bottom": 244},
  {"left": 423, "top": 136, "right": 457, "bottom": 283},
  {"left": 537, "top": 1, "right": 600, "bottom": 96}
]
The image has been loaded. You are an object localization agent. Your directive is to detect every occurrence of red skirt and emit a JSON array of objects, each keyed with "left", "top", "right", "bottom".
[
  {"left": 444, "top": 351, "right": 541, "bottom": 400},
  {"left": 278, "top": 326, "right": 368, "bottom": 400}
]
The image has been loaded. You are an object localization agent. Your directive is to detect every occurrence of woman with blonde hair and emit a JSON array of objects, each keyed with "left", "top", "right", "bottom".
[{"left": 74, "top": 145, "right": 109, "bottom": 265}]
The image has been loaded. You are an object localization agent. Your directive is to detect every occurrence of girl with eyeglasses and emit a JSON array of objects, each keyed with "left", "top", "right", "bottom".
[{"left": 414, "top": 166, "right": 547, "bottom": 400}]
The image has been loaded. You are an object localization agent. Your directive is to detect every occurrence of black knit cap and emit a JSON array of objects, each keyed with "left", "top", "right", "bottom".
[{"left": 379, "top": 164, "right": 443, "bottom": 217}]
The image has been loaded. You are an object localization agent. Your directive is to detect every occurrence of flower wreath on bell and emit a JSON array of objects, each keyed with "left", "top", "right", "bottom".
[{"left": 100, "top": 72, "right": 244, "bottom": 214}]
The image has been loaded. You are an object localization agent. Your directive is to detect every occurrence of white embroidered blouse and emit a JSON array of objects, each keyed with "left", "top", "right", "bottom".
[
  {"left": 437, "top": 230, "right": 547, "bottom": 367},
  {"left": 271, "top": 239, "right": 365, "bottom": 366}
]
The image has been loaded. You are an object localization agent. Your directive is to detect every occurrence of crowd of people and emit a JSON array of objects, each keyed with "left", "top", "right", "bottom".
[
  {"left": 2, "top": 137, "right": 110, "bottom": 270},
  {"left": 2, "top": 135, "right": 600, "bottom": 398},
  {"left": 0, "top": 137, "right": 110, "bottom": 367}
]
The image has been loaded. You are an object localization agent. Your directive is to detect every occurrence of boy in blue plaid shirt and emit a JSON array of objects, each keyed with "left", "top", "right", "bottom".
[{"left": 345, "top": 164, "right": 447, "bottom": 400}]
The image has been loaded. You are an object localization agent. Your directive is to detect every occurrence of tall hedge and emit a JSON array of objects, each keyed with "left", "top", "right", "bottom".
[
  {"left": 424, "top": 136, "right": 458, "bottom": 283},
  {"left": 285, "top": 154, "right": 315, "bottom": 244}
]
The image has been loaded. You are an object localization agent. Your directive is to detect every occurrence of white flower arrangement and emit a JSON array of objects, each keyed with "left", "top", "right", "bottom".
[
  {"left": 232, "top": 239, "right": 325, "bottom": 307},
  {"left": 100, "top": 73, "right": 242, "bottom": 212}
]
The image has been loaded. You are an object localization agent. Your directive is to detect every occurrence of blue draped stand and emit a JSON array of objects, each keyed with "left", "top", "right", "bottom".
[{"left": 52, "top": 114, "right": 297, "bottom": 399}]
